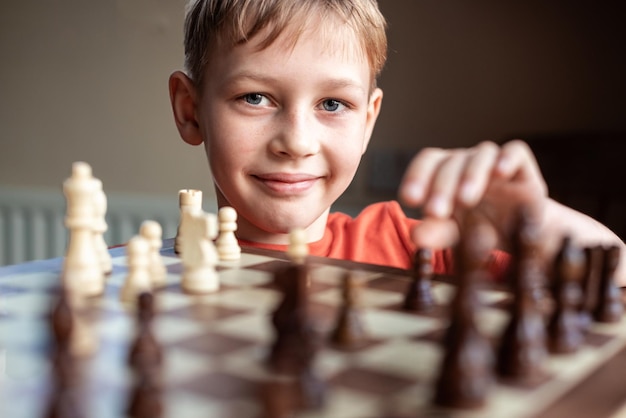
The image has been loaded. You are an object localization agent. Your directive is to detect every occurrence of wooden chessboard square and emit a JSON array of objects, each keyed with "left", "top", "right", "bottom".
[
  {"left": 218, "top": 253, "right": 278, "bottom": 269},
  {"left": 328, "top": 366, "right": 417, "bottom": 396},
  {"left": 362, "top": 309, "right": 442, "bottom": 340},
  {"left": 352, "top": 338, "right": 443, "bottom": 382},
  {"left": 177, "top": 370, "right": 259, "bottom": 400},
  {"left": 175, "top": 331, "right": 257, "bottom": 356},
  {"left": 243, "top": 259, "right": 290, "bottom": 273},
  {"left": 476, "top": 306, "right": 510, "bottom": 337},
  {"left": 307, "top": 386, "right": 381, "bottom": 418},
  {"left": 164, "top": 391, "right": 259, "bottom": 418},
  {"left": 218, "top": 268, "right": 273, "bottom": 287},
  {"left": 311, "top": 286, "right": 403, "bottom": 309},
  {"left": 153, "top": 316, "right": 214, "bottom": 345},
  {"left": 164, "top": 302, "right": 251, "bottom": 324},
  {"left": 207, "top": 287, "right": 281, "bottom": 313},
  {"left": 366, "top": 274, "right": 411, "bottom": 293},
  {"left": 0, "top": 345, "right": 50, "bottom": 383},
  {"left": 478, "top": 288, "right": 511, "bottom": 307},
  {"left": 163, "top": 347, "right": 219, "bottom": 386},
  {"left": 212, "top": 312, "right": 273, "bottom": 344},
  {"left": 309, "top": 264, "right": 379, "bottom": 285},
  {"left": 0, "top": 271, "right": 59, "bottom": 292},
  {"left": 0, "top": 292, "right": 53, "bottom": 318}
]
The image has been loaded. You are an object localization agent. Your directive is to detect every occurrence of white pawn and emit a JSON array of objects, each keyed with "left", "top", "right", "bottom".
[
  {"left": 120, "top": 236, "right": 152, "bottom": 303},
  {"left": 180, "top": 210, "right": 219, "bottom": 294},
  {"left": 216, "top": 206, "right": 241, "bottom": 261},
  {"left": 288, "top": 228, "right": 308, "bottom": 264},
  {"left": 62, "top": 162, "right": 104, "bottom": 297},
  {"left": 175, "top": 189, "right": 203, "bottom": 254},
  {"left": 93, "top": 178, "right": 112, "bottom": 276},
  {"left": 140, "top": 220, "right": 167, "bottom": 288}
]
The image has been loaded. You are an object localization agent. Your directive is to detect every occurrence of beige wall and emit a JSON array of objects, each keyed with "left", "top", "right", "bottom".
[{"left": 1, "top": 1, "right": 624, "bottom": 200}]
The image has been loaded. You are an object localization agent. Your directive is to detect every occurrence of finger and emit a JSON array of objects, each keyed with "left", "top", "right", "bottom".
[
  {"left": 423, "top": 150, "right": 467, "bottom": 218},
  {"left": 399, "top": 147, "right": 448, "bottom": 206},
  {"left": 411, "top": 217, "right": 461, "bottom": 249},
  {"left": 457, "top": 141, "right": 500, "bottom": 206},
  {"left": 495, "top": 140, "right": 547, "bottom": 193}
]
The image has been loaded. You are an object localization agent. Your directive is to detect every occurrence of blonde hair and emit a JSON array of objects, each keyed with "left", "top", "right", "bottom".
[{"left": 183, "top": 0, "right": 387, "bottom": 89}]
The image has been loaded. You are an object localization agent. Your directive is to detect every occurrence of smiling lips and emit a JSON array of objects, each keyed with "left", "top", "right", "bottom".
[{"left": 253, "top": 173, "right": 321, "bottom": 195}]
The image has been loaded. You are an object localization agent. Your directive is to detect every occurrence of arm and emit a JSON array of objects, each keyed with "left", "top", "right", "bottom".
[{"left": 398, "top": 140, "right": 626, "bottom": 285}]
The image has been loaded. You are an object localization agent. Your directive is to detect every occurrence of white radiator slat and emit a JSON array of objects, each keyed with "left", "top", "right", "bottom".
[{"left": 0, "top": 186, "right": 215, "bottom": 266}]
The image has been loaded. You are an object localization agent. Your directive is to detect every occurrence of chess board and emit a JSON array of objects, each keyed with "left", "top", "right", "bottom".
[{"left": 2, "top": 240, "right": 626, "bottom": 418}]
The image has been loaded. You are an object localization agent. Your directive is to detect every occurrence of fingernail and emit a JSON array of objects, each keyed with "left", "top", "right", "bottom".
[
  {"left": 430, "top": 195, "right": 449, "bottom": 217},
  {"left": 460, "top": 182, "right": 476, "bottom": 203},
  {"left": 497, "top": 155, "right": 512, "bottom": 173},
  {"left": 405, "top": 183, "right": 424, "bottom": 202}
]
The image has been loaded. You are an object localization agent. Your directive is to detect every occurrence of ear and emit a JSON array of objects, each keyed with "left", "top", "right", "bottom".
[
  {"left": 169, "top": 71, "right": 204, "bottom": 146},
  {"left": 362, "top": 87, "right": 383, "bottom": 154}
]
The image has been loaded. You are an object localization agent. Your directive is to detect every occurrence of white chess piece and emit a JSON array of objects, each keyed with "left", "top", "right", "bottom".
[
  {"left": 62, "top": 162, "right": 104, "bottom": 297},
  {"left": 93, "top": 178, "right": 112, "bottom": 276},
  {"left": 288, "top": 228, "right": 308, "bottom": 264},
  {"left": 175, "top": 189, "right": 203, "bottom": 254},
  {"left": 140, "top": 220, "right": 167, "bottom": 288},
  {"left": 120, "top": 236, "right": 152, "bottom": 303},
  {"left": 180, "top": 209, "right": 219, "bottom": 294},
  {"left": 216, "top": 206, "right": 241, "bottom": 261}
]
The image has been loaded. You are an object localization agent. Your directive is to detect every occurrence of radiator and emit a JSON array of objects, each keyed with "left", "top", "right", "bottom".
[{"left": 0, "top": 186, "right": 215, "bottom": 266}]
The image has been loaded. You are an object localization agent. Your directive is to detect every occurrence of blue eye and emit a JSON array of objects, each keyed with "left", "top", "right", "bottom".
[
  {"left": 242, "top": 93, "right": 266, "bottom": 105},
  {"left": 322, "top": 99, "right": 344, "bottom": 112}
]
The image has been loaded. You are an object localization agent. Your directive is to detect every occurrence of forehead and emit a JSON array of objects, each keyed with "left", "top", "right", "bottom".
[{"left": 209, "top": 15, "right": 372, "bottom": 85}]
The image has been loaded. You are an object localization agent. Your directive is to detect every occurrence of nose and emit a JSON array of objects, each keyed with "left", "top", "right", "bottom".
[{"left": 269, "top": 108, "right": 321, "bottom": 159}]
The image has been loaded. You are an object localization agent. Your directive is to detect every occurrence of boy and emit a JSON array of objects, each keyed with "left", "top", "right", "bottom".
[{"left": 168, "top": 0, "right": 625, "bottom": 283}]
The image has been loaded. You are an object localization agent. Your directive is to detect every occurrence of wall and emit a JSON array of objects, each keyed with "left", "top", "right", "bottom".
[{"left": 1, "top": 1, "right": 624, "bottom": 205}]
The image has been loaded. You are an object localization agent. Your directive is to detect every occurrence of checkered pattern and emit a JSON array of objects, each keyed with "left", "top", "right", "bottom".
[{"left": 1, "top": 246, "right": 626, "bottom": 418}]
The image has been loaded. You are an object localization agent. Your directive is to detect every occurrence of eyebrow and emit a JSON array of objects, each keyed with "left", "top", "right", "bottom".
[{"left": 227, "top": 71, "right": 367, "bottom": 94}]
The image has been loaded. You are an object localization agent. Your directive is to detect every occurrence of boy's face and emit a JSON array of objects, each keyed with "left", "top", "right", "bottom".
[{"left": 174, "top": 19, "right": 382, "bottom": 244}]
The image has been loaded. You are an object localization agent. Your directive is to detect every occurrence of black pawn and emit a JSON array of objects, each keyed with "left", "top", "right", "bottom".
[
  {"left": 269, "top": 263, "right": 318, "bottom": 375},
  {"left": 128, "top": 292, "right": 162, "bottom": 371},
  {"left": 403, "top": 248, "right": 436, "bottom": 312},
  {"left": 127, "top": 369, "right": 163, "bottom": 418},
  {"left": 46, "top": 289, "right": 84, "bottom": 418},
  {"left": 547, "top": 237, "right": 585, "bottom": 354},
  {"left": 434, "top": 213, "right": 493, "bottom": 409},
  {"left": 329, "top": 271, "right": 367, "bottom": 348},
  {"left": 593, "top": 245, "right": 624, "bottom": 323}
]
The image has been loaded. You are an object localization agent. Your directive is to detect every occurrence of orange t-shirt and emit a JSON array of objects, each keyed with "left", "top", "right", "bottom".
[{"left": 239, "top": 201, "right": 510, "bottom": 279}]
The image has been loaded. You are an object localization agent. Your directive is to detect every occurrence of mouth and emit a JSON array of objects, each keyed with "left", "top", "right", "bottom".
[{"left": 252, "top": 173, "right": 322, "bottom": 195}]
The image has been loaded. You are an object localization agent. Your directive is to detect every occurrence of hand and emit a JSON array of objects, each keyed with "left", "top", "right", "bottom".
[{"left": 398, "top": 140, "right": 548, "bottom": 250}]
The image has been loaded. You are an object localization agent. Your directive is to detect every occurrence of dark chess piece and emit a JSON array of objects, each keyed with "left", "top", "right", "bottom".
[
  {"left": 259, "top": 381, "right": 298, "bottom": 418},
  {"left": 46, "top": 288, "right": 84, "bottom": 418},
  {"left": 126, "top": 293, "right": 164, "bottom": 418},
  {"left": 51, "top": 289, "right": 74, "bottom": 347},
  {"left": 593, "top": 245, "right": 624, "bottom": 323},
  {"left": 269, "top": 262, "right": 317, "bottom": 375},
  {"left": 547, "top": 237, "right": 585, "bottom": 354},
  {"left": 496, "top": 207, "right": 547, "bottom": 383},
  {"left": 403, "top": 248, "right": 436, "bottom": 312},
  {"left": 126, "top": 369, "right": 163, "bottom": 418},
  {"left": 268, "top": 261, "right": 325, "bottom": 411},
  {"left": 579, "top": 246, "right": 603, "bottom": 330},
  {"left": 433, "top": 212, "right": 493, "bottom": 409},
  {"left": 329, "top": 271, "right": 367, "bottom": 348},
  {"left": 128, "top": 292, "right": 162, "bottom": 371},
  {"left": 46, "top": 387, "right": 85, "bottom": 418}
]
